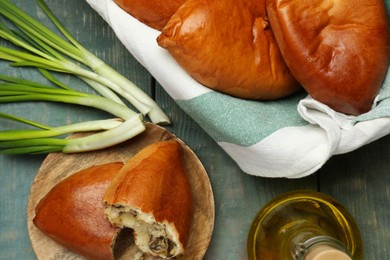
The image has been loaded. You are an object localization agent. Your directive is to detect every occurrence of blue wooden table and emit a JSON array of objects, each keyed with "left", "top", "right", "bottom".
[{"left": 0, "top": 1, "right": 389, "bottom": 259}]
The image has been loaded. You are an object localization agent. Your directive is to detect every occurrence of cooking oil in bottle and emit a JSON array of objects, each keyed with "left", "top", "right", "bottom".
[{"left": 247, "top": 190, "right": 363, "bottom": 260}]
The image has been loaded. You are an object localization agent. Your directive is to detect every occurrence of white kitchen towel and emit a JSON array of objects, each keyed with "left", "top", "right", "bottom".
[{"left": 86, "top": 0, "right": 390, "bottom": 178}]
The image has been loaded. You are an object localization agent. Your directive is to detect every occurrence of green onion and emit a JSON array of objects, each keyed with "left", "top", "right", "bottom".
[
  {"left": 0, "top": 114, "right": 145, "bottom": 154},
  {"left": 0, "top": 113, "right": 123, "bottom": 140},
  {"left": 0, "top": 0, "right": 170, "bottom": 124},
  {"left": 0, "top": 0, "right": 172, "bottom": 154},
  {"left": 0, "top": 82, "right": 136, "bottom": 120},
  {"left": 0, "top": 74, "right": 146, "bottom": 154}
]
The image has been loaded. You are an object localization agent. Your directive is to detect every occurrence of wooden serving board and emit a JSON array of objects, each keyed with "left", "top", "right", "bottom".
[{"left": 27, "top": 123, "right": 215, "bottom": 259}]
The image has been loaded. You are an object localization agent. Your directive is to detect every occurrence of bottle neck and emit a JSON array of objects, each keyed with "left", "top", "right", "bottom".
[{"left": 292, "top": 236, "right": 352, "bottom": 260}]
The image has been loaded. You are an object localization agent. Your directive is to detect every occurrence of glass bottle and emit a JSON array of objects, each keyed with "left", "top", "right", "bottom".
[{"left": 247, "top": 190, "right": 363, "bottom": 260}]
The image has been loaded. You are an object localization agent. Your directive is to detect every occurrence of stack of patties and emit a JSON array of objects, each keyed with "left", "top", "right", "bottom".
[{"left": 115, "top": 0, "right": 389, "bottom": 115}]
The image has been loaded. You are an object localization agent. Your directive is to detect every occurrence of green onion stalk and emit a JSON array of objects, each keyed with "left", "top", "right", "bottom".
[
  {"left": 0, "top": 0, "right": 170, "bottom": 125},
  {"left": 0, "top": 76, "right": 146, "bottom": 154},
  {"left": 0, "top": 116, "right": 145, "bottom": 154},
  {"left": 0, "top": 0, "right": 173, "bottom": 154}
]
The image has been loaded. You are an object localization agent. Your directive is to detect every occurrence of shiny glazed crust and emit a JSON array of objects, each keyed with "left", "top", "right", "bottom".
[
  {"left": 33, "top": 162, "right": 124, "bottom": 260},
  {"left": 114, "top": 0, "right": 185, "bottom": 31},
  {"left": 266, "top": 0, "right": 390, "bottom": 115},
  {"left": 103, "top": 139, "right": 193, "bottom": 258},
  {"left": 157, "top": 0, "right": 300, "bottom": 100}
]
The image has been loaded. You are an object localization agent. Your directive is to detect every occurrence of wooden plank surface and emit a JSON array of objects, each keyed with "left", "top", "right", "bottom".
[
  {"left": 318, "top": 135, "right": 390, "bottom": 260},
  {"left": 0, "top": 0, "right": 389, "bottom": 259}
]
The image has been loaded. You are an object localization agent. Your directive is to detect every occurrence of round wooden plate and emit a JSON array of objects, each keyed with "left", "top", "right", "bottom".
[{"left": 27, "top": 123, "right": 215, "bottom": 259}]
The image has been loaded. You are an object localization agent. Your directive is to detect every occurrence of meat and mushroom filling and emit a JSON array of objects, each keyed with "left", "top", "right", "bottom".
[
  {"left": 104, "top": 205, "right": 178, "bottom": 258},
  {"left": 148, "top": 227, "right": 177, "bottom": 258}
]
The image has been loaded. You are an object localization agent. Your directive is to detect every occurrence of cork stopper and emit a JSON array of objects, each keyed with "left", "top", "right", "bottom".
[{"left": 304, "top": 244, "right": 352, "bottom": 260}]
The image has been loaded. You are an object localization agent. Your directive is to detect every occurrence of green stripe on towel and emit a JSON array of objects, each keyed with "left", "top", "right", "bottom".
[{"left": 177, "top": 90, "right": 309, "bottom": 146}]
